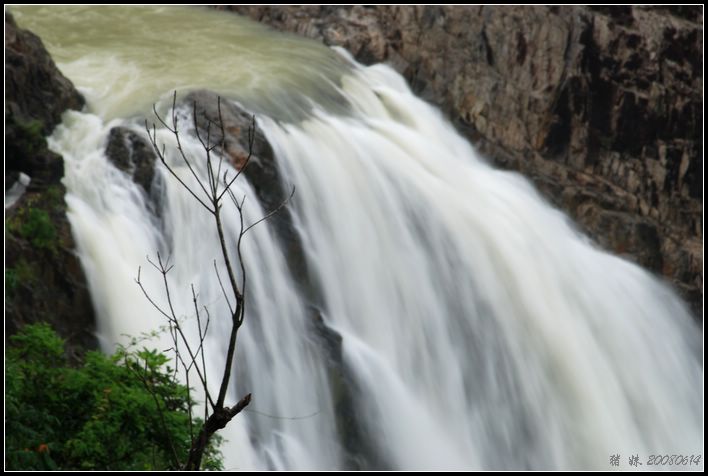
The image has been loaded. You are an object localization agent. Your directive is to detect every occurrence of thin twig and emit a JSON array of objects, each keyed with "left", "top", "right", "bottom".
[
  {"left": 214, "top": 259, "right": 234, "bottom": 314},
  {"left": 140, "top": 92, "right": 289, "bottom": 470},
  {"left": 243, "top": 186, "right": 296, "bottom": 236},
  {"left": 216, "top": 115, "right": 255, "bottom": 203},
  {"left": 135, "top": 260, "right": 213, "bottom": 404}
]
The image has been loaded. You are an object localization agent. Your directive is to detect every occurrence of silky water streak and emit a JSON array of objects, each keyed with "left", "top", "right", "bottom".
[
  {"left": 259, "top": 58, "right": 703, "bottom": 469},
  {"left": 15, "top": 5, "right": 702, "bottom": 470}
]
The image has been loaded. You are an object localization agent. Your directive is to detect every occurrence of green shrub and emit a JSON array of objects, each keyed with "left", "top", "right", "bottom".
[
  {"left": 5, "top": 323, "right": 223, "bottom": 470},
  {"left": 43, "top": 185, "right": 66, "bottom": 214},
  {"left": 6, "top": 206, "right": 58, "bottom": 253},
  {"left": 7, "top": 117, "right": 46, "bottom": 157},
  {"left": 19, "top": 208, "right": 57, "bottom": 251}
]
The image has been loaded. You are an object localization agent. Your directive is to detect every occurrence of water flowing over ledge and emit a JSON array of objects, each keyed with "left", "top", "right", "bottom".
[{"left": 13, "top": 5, "right": 703, "bottom": 470}]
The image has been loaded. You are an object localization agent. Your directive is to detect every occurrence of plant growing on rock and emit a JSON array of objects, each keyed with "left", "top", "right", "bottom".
[{"left": 141, "top": 92, "right": 293, "bottom": 470}]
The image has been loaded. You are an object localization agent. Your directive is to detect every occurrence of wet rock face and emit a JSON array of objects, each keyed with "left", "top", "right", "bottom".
[
  {"left": 182, "top": 91, "right": 283, "bottom": 211},
  {"left": 179, "top": 91, "right": 315, "bottom": 301},
  {"left": 5, "top": 186, "right": 98, "bottom": 362},
  {"left": 5, "top": 12, "right": 97, "bottom": 357},
  {"left": 5, "top": 11, "right": 84, "bottom": 189},
  {"left": 105, "top": 127, "right": 157, "bottom": 196},
  {"left": 226, "top": 5, "right": 703, "bottom": 317},
  {"left": 5, "top": 12, "right": 84, "bottom": 135}
]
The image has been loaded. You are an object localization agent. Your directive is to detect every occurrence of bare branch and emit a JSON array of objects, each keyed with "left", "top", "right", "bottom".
[
  {"left": 214, "top": 259, "right": 234, "bottom": 314},
  {"left": 191, "top": 283, "right": 215, "bottom": 410},
  {"left": 135, "top": 266, "right": 176, "bottom": 322},
  {"left": 137, "top": 254, "right": 214, "bottom": 405},
  {"left": 198, "top": 302, "right": 212, "bottom": 422},
  {"left": 243, "top": 185, "right": 296, "bottom": 236},
  {"left": 235, "top": 195, "right": 247, "bottom": 322},
  {"left": 215, "top": 97, "right": 227, "bottom": 200},
  {"left": 185, "top": 363, "right": 194, "bottom": 445},
  {"left": 145, "top": 93, "right": 214, "bottom": 213},
  {"left": 138, "top": 92, "right": 291, "bottom": 470},
  {"left": 145, "top": 118, "right": 214, "bottom": 214},
  {"left": 216, "top": 114, "right": 255, "bottom": 203},
  {"left": 152, "top": 100, "right": 175, "bottom": 133},
  {"left": 193, "top": 100, "right": 217, "bottom": 200},
  {"left": 184, "top": 393, "right": 252, "bottom": 470}
]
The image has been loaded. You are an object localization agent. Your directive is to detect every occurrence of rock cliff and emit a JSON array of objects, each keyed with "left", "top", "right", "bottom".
[
  {"left": 226, "top": 5, "right": 703, "bottom": 317},
  {"left": 5, "top": 12, "right": 97, "bottom": 358}
]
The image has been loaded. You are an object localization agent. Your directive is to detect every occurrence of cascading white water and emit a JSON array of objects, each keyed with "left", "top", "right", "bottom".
[
  {"left": 259, "top": 58, "right": 703, "bottom": 470},
  {"left": 14, "top": 6, "right": 702, "bottom": 470}
]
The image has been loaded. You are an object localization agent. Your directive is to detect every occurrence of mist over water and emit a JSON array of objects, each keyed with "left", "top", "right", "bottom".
[{"left": 14, "top": 5, "right": 703, "bottom": 470}]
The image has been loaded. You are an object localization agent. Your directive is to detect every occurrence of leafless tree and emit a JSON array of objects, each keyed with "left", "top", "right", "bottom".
[{"left": 137, "top": 92, "right": 293, "bottom": 470}]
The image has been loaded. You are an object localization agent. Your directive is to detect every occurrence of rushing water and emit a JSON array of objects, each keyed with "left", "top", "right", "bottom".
[{"left": 12, "top": 6, "right": 703, "bottom": 470}]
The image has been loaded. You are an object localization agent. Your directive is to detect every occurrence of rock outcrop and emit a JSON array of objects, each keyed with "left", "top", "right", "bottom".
[
  {"left": 226, "top": 5, "right": 703, "bottom": 317},
  {"left": 179, "top": 91, "right": 315, "bottom": 300},
  {"left": 105, "top": 126, "right": 158, "bottom": 197},
  {"left": 5, "top": 12, "right": 97, "bottom": 358},
  {"left": 5, "top": 13, "right": 84, "bottom": 135}
]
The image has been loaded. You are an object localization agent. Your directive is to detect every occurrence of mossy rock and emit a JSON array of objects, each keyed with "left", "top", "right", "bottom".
[{"left": 5, "top": 184, "right": 98, "bottom": 360}]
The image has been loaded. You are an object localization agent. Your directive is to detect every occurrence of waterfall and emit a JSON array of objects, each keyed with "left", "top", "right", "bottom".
[
  {"left": 15, "top": 6, "right": 702, "bottom": 470},
  {"left": 257, "top": 57, "right": 703, "bottom": 470}
]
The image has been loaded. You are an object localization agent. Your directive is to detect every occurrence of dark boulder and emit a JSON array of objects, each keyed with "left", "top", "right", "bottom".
[
  {"left": 5, "top": 12, "right": 97, "bottom": 357},
  {"left": 5, "top": 12, "right": 84, "bottom": 135},
  {"left": 180, "top": 90, "right": 316, "bottom": 301},
  {"left": 5, "top": 11, "right": 84, "bottom": 188},
  {"left": 105, "top": 126, "right": 158, "bottom": 196}
]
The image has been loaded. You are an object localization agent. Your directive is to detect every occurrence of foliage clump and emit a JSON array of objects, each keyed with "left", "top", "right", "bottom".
[{"left": 5, "top": 323, "right": 223, "bottom": 470}]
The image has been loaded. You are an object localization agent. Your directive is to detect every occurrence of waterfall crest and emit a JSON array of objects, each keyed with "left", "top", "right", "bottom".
[{"left": 15, "top": 5, "right": 702, "bottom": 470}]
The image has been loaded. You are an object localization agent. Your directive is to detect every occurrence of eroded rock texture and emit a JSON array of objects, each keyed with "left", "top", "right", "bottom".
[
  {"left": 5, "top": 12, "right": 97, "bottom": 358},
  {"left": 226, "top": 6, "right": 703, "bottom": 317}
]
